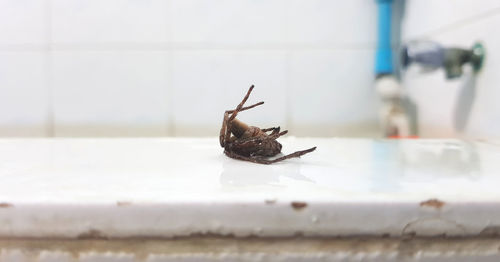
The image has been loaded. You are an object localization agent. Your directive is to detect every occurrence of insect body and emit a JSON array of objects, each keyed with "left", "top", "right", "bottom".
[{"left": 219, "top": 85, "right": 316, "bottom": 164}]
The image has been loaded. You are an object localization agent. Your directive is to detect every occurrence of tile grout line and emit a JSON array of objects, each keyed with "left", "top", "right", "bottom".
[
  {"left": 284, "top": 52, "right": 292, "bottom": 132},
  {"left": 0, "top": 44, "right": 377, "bottom": 52},
  {"left": 284, "top": 1, "right": 292, "bottom": 132},
  {"left": 45, "top": 0, "right": 54, "bottom": 137},
  {"left": 166, "top": 0, "right": 175, "bottom": 137}
]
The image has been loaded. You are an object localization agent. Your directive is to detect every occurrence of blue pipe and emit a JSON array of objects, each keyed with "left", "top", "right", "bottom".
[{"left": 375, "top": 0, "right": 393, "bottom": 75}]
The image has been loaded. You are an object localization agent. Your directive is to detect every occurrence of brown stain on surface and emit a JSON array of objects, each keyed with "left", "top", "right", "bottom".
[
  {"left": 116, "top": 201, "right": 132, "bottom": 207},
  {"left": 291, "top": 201, "right": 308, "bottom": 211},
  {"left": 420, "top": 199, "right": 445, "bottom": 209},
  {"left": 0, "top": 203, "right": 13, "bottom": 208},
  {"left": 1, "top": 237, "right": 500, "bottom": 260},
  {"left": 77, "top": 229, "right": 108, "bottom": 240}
]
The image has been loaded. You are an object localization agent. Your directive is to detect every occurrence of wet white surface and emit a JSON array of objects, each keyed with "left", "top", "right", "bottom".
[{"left": 0, "top": 138, "right": 499, "bottom": 238}]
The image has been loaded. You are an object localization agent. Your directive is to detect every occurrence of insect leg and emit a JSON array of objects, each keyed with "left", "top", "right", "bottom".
[
  {"left": 225, "top": 101, "right": 264, "bottom": 114},
  {"left": 261, "top": 127, "right": 280, "bottom": 134},
  {"left": 224, "top": 150, "right": 274, "bottom": 165},
  {"left": 268, "top": 130, "right": 288, "bottom": 139},
  {"left": 228, "top": 85, "right": 255, "bottom": 121},
  {"left": 219, "top": 112, "right": 230, "bottom": 147},
  {"left": 267, "top": 147, "right": 317, "bottom": 164}
]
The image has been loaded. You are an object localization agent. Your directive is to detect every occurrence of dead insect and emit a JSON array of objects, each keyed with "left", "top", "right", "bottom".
[{"left": 219, "top": 85, "right": 316, "bottom": 164}]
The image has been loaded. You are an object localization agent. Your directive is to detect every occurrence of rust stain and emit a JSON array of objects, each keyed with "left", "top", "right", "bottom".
[
  {"left": 265, "top": 199, "right": 276, "bottom": 205},
  {"left": 77, "top": 229, "right": 108, "bottom": 240},
  {"left": 291, "top": 201, "right": 308, "bottom": 211},
  {"left": 116, "top": 201, "right": 132, "bottom": 207},
  {"left": 294, "top": 231, "right": 304, "bottom": 237},
  {"left": 0, "top": 202, "right": 13, "bottom": 208},
  {"left": 420, "top": 199, "right": 445, "bottom": 209}
]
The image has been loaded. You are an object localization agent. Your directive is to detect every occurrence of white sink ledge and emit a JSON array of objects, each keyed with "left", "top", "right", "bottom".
[{"left": 0, "top": 138, "right": 499, "bottom": 238}]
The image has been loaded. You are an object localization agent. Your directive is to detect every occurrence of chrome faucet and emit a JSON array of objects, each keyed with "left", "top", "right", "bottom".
[{"left": 401, "top": 41, "right": 485, "bottom": 79}]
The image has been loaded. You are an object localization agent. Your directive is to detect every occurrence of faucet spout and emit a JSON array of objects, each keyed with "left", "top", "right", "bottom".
[{"left": 402, "top": 41, "right": 485, "bottom": 79}]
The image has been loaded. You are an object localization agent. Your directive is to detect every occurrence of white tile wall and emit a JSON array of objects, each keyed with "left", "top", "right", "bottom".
[
  {"left": 0, "top": 0, "right": 47, "bottom": 45},
  {"left": 51, "top": 51, "right": 170, "bottom": 136},
  {"left": 172, "top": 0, "right": 286, "bottom": 45},
  {"left": 402, "top": 0, "right": 500, "bottom": 40},
  {"left": 403, "top": 70, "right": 461, "bottom": 138},
  {"left": 0, "top": 0, "right": 499, "bottom": 138},
  {"left": 172, "top": 50, "right": 287, "bottom": 136},
  {"left": 51, "top": 0, "right": 170, "bottom": 44},
  {"left": 289, "top": 49, "right": 379, "bottom": 137},
  {"left": 0, "top": 51, "right": 49, "bottom": 136},
  {"left": 287, "top": 0, "right": 377, "bottom": 46}
]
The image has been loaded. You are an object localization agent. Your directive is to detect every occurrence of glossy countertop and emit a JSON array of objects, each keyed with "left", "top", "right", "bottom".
[{"left": 0, "top": 138, "right": 499, "bottom": 238}]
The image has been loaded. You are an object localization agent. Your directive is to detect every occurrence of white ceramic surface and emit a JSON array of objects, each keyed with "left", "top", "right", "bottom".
[
  {"left": 51, "top": 0, "right": 170, "bottom": 43},
  {"left": 3, "top": 1, "right": 500, "bottom": 138},
  {"left": 0, "top": 52, "right": 49, "bottom": 136},
  {"left": 0, "top": 138, "right": 499, "bottom": 238},
  {"left": 51, "top": 50, "right": 170, "bottom": 137}
]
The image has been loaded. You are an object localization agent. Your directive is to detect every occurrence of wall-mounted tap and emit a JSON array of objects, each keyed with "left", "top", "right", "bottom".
[{"left": 401, "top": 41, "right": 485, "bottom": 79}]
